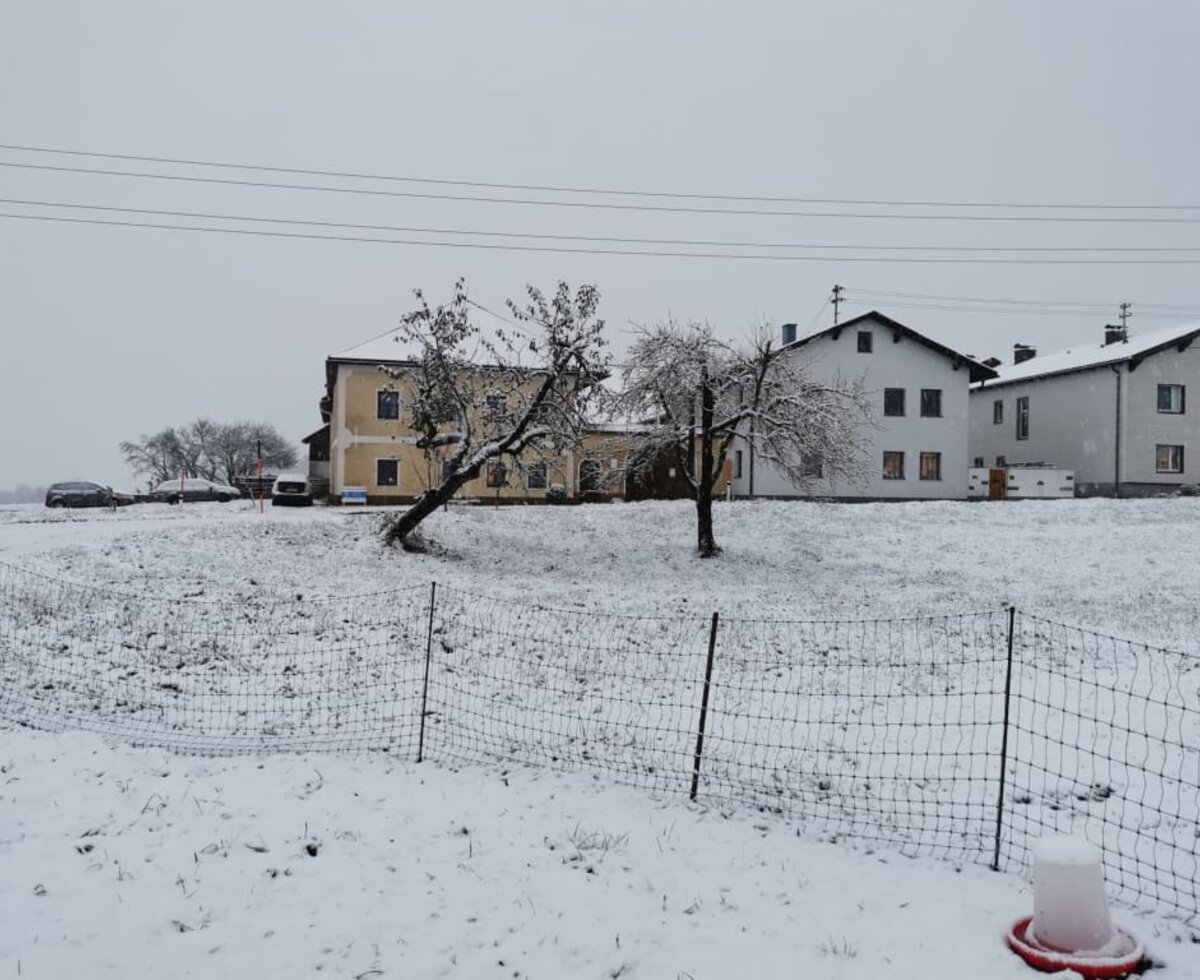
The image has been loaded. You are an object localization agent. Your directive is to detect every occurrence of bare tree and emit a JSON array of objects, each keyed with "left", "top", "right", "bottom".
[
  {"left": 121, "top": 421, "right": 297, "bottom": 488},
  {"left": 614, "top": 320, "right": 869, "bottom": 557},
  {"left": 379, "top": 279, "right": 609, "bottom": 549}
]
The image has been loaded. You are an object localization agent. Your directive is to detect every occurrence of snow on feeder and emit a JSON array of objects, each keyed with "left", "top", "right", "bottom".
[{"left": 1007, "top": 835, "right": 1143, "bottom": 978}]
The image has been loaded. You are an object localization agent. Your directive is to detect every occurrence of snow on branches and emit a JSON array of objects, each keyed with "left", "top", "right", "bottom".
[
  {"left": 379, "top": 279, "right": 609, "bottom": 548},
  {"left": 614, "top": 320, "right": 869, "bottom": 556}
]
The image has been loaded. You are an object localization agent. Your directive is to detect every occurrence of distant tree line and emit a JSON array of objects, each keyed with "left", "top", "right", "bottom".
[
  {"left": 0, "top": 484, "right": 49, "bottom": 504},
  {"left": 120, "top": 420, "right": 298, "bottom": 488}
]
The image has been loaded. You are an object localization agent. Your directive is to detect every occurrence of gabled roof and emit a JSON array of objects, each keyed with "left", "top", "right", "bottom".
[
  {"left": 785, "top": 311, "right": 999, "bottom": 383},
  {"left": 974, "top": 321, "right": 1200, "bottom": 389},
  {"left": 330, "top": 328, "right": 425, "bottom": 366}
]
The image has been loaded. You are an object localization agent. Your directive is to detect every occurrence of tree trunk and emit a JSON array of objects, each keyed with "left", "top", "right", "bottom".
[
  {"left": 696, "top": 364, "right": 720, "bottom": 558},
  {"left": 382, "top": 470, "right": 475, "bottom": 548},
  {"left": 695, "top": 487, "right": 717, "bottom": 557}
]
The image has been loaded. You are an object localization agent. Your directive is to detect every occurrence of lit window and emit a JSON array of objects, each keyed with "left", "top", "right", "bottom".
[
  {"left": 919, "top": 452, "right": 942, "bottom": 481},
  {"left": 1157, "top": 384, "right": 1185, "bottom": 414},
  {"left": 882, "top": 451, "right": 905, "bottom": 480},
  {"left": 1156, "top": 444, "right": 1184, "bottom": 474},
  {"left": 377, "top": 390, "right": 400, "bottom": 420}
]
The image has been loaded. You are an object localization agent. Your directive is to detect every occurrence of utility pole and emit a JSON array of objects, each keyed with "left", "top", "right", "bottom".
[
  {"left": 1118, "top": 302, "right": 1132, "bottom": 339},
  {"left": 831, "top": 284, "right": 844, "bottom": 325}
]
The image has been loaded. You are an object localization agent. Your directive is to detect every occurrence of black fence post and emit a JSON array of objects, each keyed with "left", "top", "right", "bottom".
[
  {"left": 690, "top": 612, "right": 720, "bottom": 802},
  {"left": 992, "top": 605, "right": 1017, "bottom": 871},
  {"left": 417, "top": 581, "right": 436, "bottom": 764}
]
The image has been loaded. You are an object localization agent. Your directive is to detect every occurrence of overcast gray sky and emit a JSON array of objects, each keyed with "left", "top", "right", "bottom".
[{"left": 2, "top": 1, "right": 1198, "bottom": 490}]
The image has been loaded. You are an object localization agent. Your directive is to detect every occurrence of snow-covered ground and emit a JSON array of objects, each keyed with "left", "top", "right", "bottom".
[
  {"left": 3, "top": 729, "right": 1197, "bottom": 979},
  {"left": 2, "top": 498, "right": 1199, "bottom": 976},
  {"left": 3, "top": 495, "right": 1199, "bottom": 646}
]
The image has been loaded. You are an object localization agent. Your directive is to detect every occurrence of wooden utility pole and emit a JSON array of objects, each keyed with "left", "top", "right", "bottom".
[
  {"left": 1119, "top": 302, "right": 1132, "bottom": 335},
  {"left": 832, "top": 284, "right": 844, "bottom": 325}
]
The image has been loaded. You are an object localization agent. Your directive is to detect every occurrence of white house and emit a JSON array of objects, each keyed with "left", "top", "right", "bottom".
[
  {"left": 969, "top": 322, "right": 1200, "bottom": 496},
  {"left": 730, "top": 311, "right": 998, "bottom": 500}
]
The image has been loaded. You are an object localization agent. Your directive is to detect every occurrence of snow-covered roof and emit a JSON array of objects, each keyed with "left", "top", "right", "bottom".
[
  {"left": 330, "top": 328, "right": 424, "bottom": 365},
  {"left": 976, "top": 321, "right": 1200, "bottom": 389},
  {"left": 786, "top": 311, "right": 999, "bottom": 383}
]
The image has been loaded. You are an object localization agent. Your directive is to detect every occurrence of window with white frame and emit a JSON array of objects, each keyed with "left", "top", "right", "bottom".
[
  {"left": 882, "top": 451, "right": 905, "bottom": 480},
  {"left": 1157, "top": 384, "right": 1185, "bottom": 414},
  {"left": 486, "top": 460, "right": 508, "bottom": 488},
  {"left": 377, "top": 389, "right": 400, "bottom": 420},
  {"left": 1015, "top": 396, "right": 1029, "bottom": 440},
  {"left": 526, "top": 462, "right": 548, "bottom": 489},
  {"left": 1156, "top": 444, "right": 1184, "bottom": 473},
  {"left": 376, "top": 458, "right": 399, "bottom": 486}
]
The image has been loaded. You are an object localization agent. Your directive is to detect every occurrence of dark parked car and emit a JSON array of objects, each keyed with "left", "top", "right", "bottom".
[
  {"left": 44, "top": 482, "right": 136, "bottom": 508},
  {"left": 152, "top": 477, "right": 243, "bottom": 504}
]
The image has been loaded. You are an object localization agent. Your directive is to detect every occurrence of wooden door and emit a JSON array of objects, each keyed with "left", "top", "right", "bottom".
[{"left": 988, "top": 468, "right": 1007, "bottom": 501}]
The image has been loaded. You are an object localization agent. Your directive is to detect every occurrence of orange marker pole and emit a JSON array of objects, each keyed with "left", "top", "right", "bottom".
[{"left": 257, "top": 439, "right": 264, "bottom": 514}]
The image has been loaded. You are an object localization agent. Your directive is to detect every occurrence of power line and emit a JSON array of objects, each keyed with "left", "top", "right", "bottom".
[
  {"left": 842, "top": 298, "right": 1200, "bottom": 320},
  {"left": 844, "top": 287, "right": 1200, "bottom": 314},
  {"left": 5, "top": 196, "right": 1200, "bottom": 253},
  {"left": 10, "top": 210, "right": 1200, "bottom": 264},
  {"left": 3, "top": 141, "right": 1199, "bottom": 211},
  {"left": 7, "top": 160, "right": 1200, "bottom": 224}
]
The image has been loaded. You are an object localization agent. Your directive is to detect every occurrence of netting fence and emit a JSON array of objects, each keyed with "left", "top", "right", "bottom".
[{"left": 0, "top": 563, "right": 1196, "bottom": 919}]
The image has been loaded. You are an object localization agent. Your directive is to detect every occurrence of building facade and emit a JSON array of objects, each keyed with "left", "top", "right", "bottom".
[
  {"left": 729, "top": 312, "right": 996, "bottom": 500},
  {"left": 968, "top": 323, "right": 1200, "bottom": 496}
]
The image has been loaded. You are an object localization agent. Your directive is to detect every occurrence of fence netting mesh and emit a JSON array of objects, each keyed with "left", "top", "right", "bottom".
[{"left": 1, "top": 562, "right": 1196, "bottom": 918}]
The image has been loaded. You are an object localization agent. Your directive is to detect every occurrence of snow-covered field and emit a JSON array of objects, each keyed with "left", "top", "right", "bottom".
[
  {"left": 3, "top": 729, "right": 1198, "bottom": 979},
  {"left": 3, "top": 495, "right": 1198, "bottom": 645},
  {"left": 2, "top": 498, "right": 1199, "bottom": 977}
]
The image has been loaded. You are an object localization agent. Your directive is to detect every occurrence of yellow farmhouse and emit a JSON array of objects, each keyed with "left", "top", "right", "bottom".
[{"left": 314, "top": 336, "right": 643, "bottom": 506}]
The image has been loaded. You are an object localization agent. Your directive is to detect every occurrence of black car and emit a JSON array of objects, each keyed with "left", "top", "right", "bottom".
[{"left": 44, "top": 482, "right": 136, "bottom": 508}]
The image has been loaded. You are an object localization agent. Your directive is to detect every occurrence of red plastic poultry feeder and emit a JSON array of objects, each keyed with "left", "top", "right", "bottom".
[{"left": 1007, "top": 916, "right": 1144, "bottom": 978}]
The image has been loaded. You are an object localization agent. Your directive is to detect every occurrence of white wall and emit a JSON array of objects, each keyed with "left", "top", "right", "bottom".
[
  {"left": 969, "top": 339, "right": 1200, "bottom": 492},
  {"left": 731, "top": 316, "right": 973, "bottom": 500},
  {"left": 969, "top": 367, "right": 1117, "bottom": 488},
  {"left": 1121, "top": 342, "right": 1200, "bottom": 486}
]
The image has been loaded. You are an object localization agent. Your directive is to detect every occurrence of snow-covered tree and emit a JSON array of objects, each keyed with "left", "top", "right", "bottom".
[
  {"left": 379, "top": 279, "right": 609, "bottom": 549},
  {"left": 614, "top": 321, "right": 869, "bottom": 558}
]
